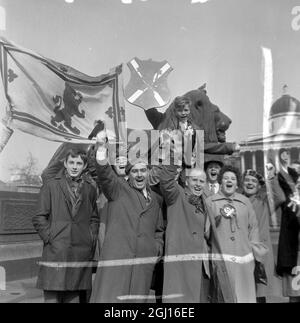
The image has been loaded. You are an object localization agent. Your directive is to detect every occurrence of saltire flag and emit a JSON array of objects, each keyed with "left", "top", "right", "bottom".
[
  {"left": 125, "top": 57, "right": 173, "bottom": 109},
  {"left": 0, "top": 37, "right": 126, "bottom": 144}
]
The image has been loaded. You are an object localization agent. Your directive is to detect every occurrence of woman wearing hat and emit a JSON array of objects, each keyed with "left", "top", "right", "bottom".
[
  {"left": 205, "top": 166, "right": 268, "bottom": 303},
  {"left": 242, "top": 169, "right": 278, "bottom": 303}
]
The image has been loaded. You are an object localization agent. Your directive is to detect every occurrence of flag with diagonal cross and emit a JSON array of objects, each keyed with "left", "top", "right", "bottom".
[{"left": 125, "top": 57, "right": 173, "bottom": 109}]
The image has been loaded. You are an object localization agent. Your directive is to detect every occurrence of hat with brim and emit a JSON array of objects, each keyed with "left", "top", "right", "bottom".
[
  {"left": 125, "top": 158, "right": 149, "bottom": 175},
  {"left": 204, "top": 154, "right": 224, "bottom": 171}
]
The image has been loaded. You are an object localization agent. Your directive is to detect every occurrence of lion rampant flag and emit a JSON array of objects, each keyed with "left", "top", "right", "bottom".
[{"left": 0, "top": 37, "right": 126, "bottom": 144}]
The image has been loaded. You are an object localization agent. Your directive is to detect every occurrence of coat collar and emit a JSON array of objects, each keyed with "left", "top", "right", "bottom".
[
  {"left": 55, "top": 169, "right": 93, "bottom": 184},
  {"left": 56, "top": 171, "right": 73, "bottom": 215},
  {"left": 210, "top": 191, "right": 248, "bottom": 206},
  {"left": 55, "top": 170, "right": 89, "bottom": 218}
]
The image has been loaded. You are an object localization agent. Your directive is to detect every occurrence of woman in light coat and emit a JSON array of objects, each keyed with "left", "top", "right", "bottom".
[{"left": 205, "top": 165, "right": 268, "bottom": 303}]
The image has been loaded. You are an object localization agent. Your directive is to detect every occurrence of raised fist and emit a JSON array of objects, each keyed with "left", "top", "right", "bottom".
[{"left": 266, "top": 163, "right": 276, "bottom": 180}]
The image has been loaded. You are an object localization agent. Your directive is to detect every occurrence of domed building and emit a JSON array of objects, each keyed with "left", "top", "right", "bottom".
[
  {"left": 239, "top": 87, "right": 300, "bottom": 176},
  {"left": 237, "top": 87, "right": 300, "bottom": 228},
  {"left": 269, "top": 93, "right": 300, "bottom": 135}
]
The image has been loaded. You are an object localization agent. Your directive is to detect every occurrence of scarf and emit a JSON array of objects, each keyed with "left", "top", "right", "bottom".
[
  {"left": 65, "top": 171, "right": 84, "bottom": 204},
  {"left": 188, "top": 194, "right": 204, "bottom": 213}
]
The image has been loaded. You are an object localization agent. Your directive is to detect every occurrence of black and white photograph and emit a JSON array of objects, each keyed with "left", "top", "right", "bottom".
[{"left": 0, "top": 0, "right": 300, "bottom": 306}]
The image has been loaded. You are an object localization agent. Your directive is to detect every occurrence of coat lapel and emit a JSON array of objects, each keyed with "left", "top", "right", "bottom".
[
  {"left": 55, "top": 171, "right": 73, "bottom": 216},
  {"left": 133, "top": 187, "right": 154, "bottom": 215},
  {"left": 72, "top": 184, "right": 85, "bottom": 218},
  {"left": 73, "top": 176, "right": 94, "bottom": 218},
  {"left": 134, "top": 189, "right": 147, "bottom": 211}
]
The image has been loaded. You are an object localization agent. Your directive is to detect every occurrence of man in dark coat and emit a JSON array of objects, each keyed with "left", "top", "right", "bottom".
[
  {"left": 160, "top": 165, "right": 236, "bottom": 303},
  {"left": 33, "top": 149, "right": 100, "bottom": 303},
  {"left": 90, "top": 130, "right": 164, "bottom": 303}
]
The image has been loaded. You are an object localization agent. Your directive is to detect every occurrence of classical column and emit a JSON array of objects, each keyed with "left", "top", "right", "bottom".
[
  {"left": 274, "top": 148, "right": 280, "bottom": 172},
  {"left": 252, "top": 151, "right": 257, "bottom": 171},
  {"left": 240, "top": 152, "right": 246, "bottom": 174}
]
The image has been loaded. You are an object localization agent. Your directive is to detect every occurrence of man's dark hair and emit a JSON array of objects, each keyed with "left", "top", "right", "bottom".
[
  {"left": 217, "top": 165, "right": 241, "bottom": 186},
  {"left": 65, "top": 149, "right": 88, "bottom": 165}
]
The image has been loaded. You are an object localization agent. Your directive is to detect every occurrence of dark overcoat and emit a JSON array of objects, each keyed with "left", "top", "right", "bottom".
[
  {"left": 90, "top": 164, "right": 164, "bottom": 303},
  {"left": 33, "top": 170, "right": 99, "bottom": 291},
  {"left": 275, "top": 171, "right": 300, "bottom": 276}
]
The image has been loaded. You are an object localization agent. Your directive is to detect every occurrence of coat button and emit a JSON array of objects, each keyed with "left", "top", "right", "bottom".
[{"left": 230, "top": 237, "right": 235, "bottom": 241}]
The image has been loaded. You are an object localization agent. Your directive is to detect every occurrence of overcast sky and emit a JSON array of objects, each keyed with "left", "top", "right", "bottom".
[{"left": 0, "top": 0, "right": 300, "bottom": 181}]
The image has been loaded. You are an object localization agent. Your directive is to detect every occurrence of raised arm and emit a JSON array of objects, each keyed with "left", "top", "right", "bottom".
[
  {"left": 159, "top": 165, "right": 180, "bottom": 206},
  {"left": 95, "top": 129, "right": 123, "bottom": 201},
  {"left": 145, "top": 108, "right": 165, "bottom": 129},
  {"left": 155, "top": 208, "right": 165, "bottom": 258},
  {"left": 267, "top": 175, "right": 286, "bottom": 209},
  {"left": 247, "top": 201, "right": 269, "bottom": 262},
  {"left": 95, "top": 162, "right": 122, "bottom": 202}
]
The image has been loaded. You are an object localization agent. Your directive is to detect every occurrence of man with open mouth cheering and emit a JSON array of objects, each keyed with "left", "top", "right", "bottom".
[{"left": 90, "top": 128, "right": 164, "bottom": 303}]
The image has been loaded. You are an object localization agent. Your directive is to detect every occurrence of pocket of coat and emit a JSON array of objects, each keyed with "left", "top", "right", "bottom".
[{"left": 48, "top": 223, "right": 67, "bottom": 243}]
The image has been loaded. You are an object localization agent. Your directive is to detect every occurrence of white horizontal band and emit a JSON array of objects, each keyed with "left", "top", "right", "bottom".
[{"left": 38, "top": 252, "right": 254, "bottom": 268}]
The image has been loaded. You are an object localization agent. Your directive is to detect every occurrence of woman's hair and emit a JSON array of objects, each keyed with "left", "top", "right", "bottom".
[{"left": 218, "top": 165, "right": 241, "bottom": 186}]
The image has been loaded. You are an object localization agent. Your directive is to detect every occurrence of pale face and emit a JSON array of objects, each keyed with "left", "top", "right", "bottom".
[
  {"left": 186, "top": 169, "right": 207, "bottom": 196},
  {"left": 128, "top": 162, "right": 149, "bottom": 191},
  {"left": 114, "top": 156, "right": 127, "bottom": 177},
  {"left": 243, "top": 175, "right": 260, "bottom": 197},
  {"left": 64, "top": 155, "right": 86, "bottom": 178},
  {"left": 221, "top": 171, "right": 238, "bottom": 197},
  {"left": 206, "top": 162, "right": 222, "bottom": 183},
  {"left": 175, "top": 104, "right": 190, "bottom": 122}
]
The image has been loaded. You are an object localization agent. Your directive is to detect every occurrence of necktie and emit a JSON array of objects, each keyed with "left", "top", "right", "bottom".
[{"left": 211, "top": 183, "right": 216, "bottom": 194}]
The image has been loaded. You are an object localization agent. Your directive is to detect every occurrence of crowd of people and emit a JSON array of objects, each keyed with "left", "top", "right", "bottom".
[{"left": 32, "top": 96, "right": 300, "bottom": 303}]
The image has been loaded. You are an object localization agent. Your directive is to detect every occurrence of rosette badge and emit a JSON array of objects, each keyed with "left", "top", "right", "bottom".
[{"left": 220, "top": 204, "right": 237, "bottom": 219}]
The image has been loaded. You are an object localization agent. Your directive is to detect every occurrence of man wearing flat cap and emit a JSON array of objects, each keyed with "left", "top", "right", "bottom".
[
  {"left": 204, "top": 155, "right": 224, "bottom": 195},
  {"left": 90, "top": 128, "right": 164, "bottom": 303}
]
